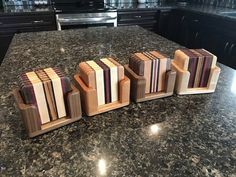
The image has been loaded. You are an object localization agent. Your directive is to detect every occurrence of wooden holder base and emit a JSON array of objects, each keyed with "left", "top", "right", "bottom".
[
  {"left": 13, "top": 85, "right": 82, "bottom": 138},
  {"left": 171, "top": 61, "right": 221, "bottom": 95},
  {"left": 74, "top": 74, "right": 130, "bottom": 116},
  {"left": 124, "top": 64, "right": 176, "bottom": 103}
]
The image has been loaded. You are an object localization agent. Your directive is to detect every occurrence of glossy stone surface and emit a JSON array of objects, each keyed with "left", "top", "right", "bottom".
[{"left": 0, "top": 26, "right": 236, "bottom": 176}]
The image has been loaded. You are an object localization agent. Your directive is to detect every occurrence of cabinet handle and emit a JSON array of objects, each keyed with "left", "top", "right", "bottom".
[
  {"left": 181, "top": 16, "right": 185, "bottom": 22},
  {"left": 134, "top": 15, "right": 142, "bottom": 18},
  {"left": 32, "top": 20, "right": 44, "bottom": 24},
  {"left": 193, "top": 19, "right": 199, "bottom": 22},
  {"left": 224, "top": 42, "right": 229, "bottom": 53},
  {"left": 195, "top": 32, "right": 199, "bottom": 40},
  {"left": 229, "top": 44, "right": 235, "bottom": 55}
]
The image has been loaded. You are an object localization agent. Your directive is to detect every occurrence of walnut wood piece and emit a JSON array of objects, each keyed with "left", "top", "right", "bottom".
[
  {"left": 73, "top": 74, "right": 130, "bottom": 116},
  {"left": 171, "top": 61, "right": 221, "bottom": 95},
  {"left": 124, "top": 64, "right": 176, "bottom": 103},
  {"left": 13, "top": 84, "right": 82, "bottom": 138},
  {"left": 134, "top": 53, "right": 152, "bottom": 94}
]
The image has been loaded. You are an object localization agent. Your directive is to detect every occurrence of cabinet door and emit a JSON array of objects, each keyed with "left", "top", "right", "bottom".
[
  {"left": 118, "top": 10, "right": 158, "bottom": 31},
  {"left": 228, "top": 43, "right": 236, "bottom": 69},
  {"left": 158, "top": 10, "right": 172, "bottom": 39},
  {"left": 0, "top": 33, "right": 14, "bottom": 64},
  {"left": 170, "top": 10, "right": 189, "bottom": 46}
]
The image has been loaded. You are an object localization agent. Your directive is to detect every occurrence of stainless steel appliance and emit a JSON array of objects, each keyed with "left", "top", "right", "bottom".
[{"left": 52, "top": 0, "right": 117, "bottom": 30}]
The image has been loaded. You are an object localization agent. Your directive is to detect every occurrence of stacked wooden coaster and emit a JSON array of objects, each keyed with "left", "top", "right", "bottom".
[
  {"left": 124, "top": 51, "right": 176, "bottom": 102},
  {"left": 74, "top": 58, "right": 130, "bottom": 116},
  {"left": 13, "top": 67, "right": 82, "bottom": 137},
  {"left": 171, "top": 49, "right": 221, "bottom": 95}
]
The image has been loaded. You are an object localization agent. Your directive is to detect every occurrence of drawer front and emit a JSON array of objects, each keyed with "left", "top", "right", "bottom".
[
  {"left": 0, "top": 14, "right": 56, "bottom": 29},
  {"left": 118, "top": 11, "right": 158, "bottom": 23}
]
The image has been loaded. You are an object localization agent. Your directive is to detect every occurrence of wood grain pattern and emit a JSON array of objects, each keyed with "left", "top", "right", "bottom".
[
  {"left": 129, "top": 54, "right": 145, "bottom": 76},
  {"left": 74, "top": 74, "right": 98, "bottom": 115},
  {"left": 77, "top": 62, "right": 96, "bottom": 89},
  {"left": 35, "top": 70, "right": 58, "bottom": 121},
  {"left": 26, "top": 71, "right": 50, "bottom": 124},
  {"left": 124, "top": 64, "right": 176, "bottom": 103},
  {"left": 149, "top": 51, "right": 168, "bottom": 92},
  {"left": 96, "top": 60, "right": 111, "bottom": 104},
  {"left": 134, "top": 53, "right": 152, "bottom": 94},
  {"left": 190, "top": 49, "right": 204, "bottom": 88},
  {"left": 74, "top": 73, "right": 130, "bottom": 116},
  {"left": 181, "top": 49, "right": 198, "bottom": 88},
  {"left": 100, "top": 58, "right": 118, "bottom": 102},
  {"left": 124, "top": 64, "right": 146, "bottom": 100},
  {"left": 108, "top": 57, "right": 125, "bottom": 81},
  {"left": 86, "top": 61, "right": 105, "bottom": 106},
  {"left": 67, "top": 85, "right": 82, "bottom": 119},
  {"left": 171, "top": 59, "right": 221, "bottom": 95},
  {"left": 44, "top": 68, "right": 66, "bottom": 118},
  {"left": 13, "top": 84, "right": 82, "bottom": 138},
  {"left": 142, "top": 52, "right": 158, "bottom": 93},
  {"left": 173, "top": 49, "right": 190, "bottom": 70},
  {"left": 195, "top": 49, "right": 213, "bottom": 87}
]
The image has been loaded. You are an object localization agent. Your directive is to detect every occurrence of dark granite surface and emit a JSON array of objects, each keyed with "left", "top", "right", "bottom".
[{"left": 0, "top": 26, "right": 236, "bottom": 176}]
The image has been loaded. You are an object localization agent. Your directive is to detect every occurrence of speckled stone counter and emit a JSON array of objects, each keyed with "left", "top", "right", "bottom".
[{"left": 0, "top": 26, "right": 236, "bottom": 176}]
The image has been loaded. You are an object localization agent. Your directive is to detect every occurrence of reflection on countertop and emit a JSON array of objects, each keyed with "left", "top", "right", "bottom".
[{"left": 0, "top": 26, "right": 236, "bottom": 176}]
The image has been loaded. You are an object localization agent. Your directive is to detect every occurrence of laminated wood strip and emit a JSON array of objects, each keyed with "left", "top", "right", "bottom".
[
  {"left": 100, "top": 58, "right": 118, "bottom": 102},
  {"left": 35, "top": 70, "right": 58, "bottom": 121},
  {"left": 77, "top": 62, "right": 96, "bottom": 89},
  {"left": 134, "top": 53, "right": 152, "bottom": 94},
  {"left": 96, "top": 60, "right": 111, "bottom": 104},
  {"left": 86, "top": 60, "right": 105, "bottom": 106},
  {"left": 180, "top": 49, "right": 198, "bottom": 88},
  {"left": 44, "top": 68, "right": 66, "bottom": 118},
  {"left": 26, "top": 71, "right": 50, "bottom": 124}
]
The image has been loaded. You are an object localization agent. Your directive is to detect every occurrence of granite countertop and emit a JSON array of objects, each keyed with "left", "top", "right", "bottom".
[{"left": 0, "top": 26, "right": 236, "bottom": 176}]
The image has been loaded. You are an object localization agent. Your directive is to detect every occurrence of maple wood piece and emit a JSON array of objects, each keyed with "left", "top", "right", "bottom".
[
  {"left": 124, "top": 64, "right": 176, "bottom": 103},
  {"left": 73, "top": 74, "right": 130, "bottom": 116},
  {"left": 171, "top": 60, "right": 221, "bottom": 95},
  {"left": 13, "top": 84, "right": 82, "bottom": 138}
]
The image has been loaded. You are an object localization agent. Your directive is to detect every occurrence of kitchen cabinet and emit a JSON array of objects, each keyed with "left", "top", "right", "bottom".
[
  {"left": 0, "top": 12, "right": 56, "bottom": 64},
  {"left": 117, "top": 10, "right": 158, "bottom": 32},
  {"left": 167, "top": 9, "right": 236, "bottom": 69},
  {"left": 157, "top": 9, "right": 172, "bottom": 39}
]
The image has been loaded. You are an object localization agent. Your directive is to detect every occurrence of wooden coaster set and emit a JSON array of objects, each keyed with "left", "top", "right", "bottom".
[
  {"left": 13, "top": 67, "right": 82, "bottom": 137},
  {"left": 124, "top": 51, "right": 176, "bottom": 102},
  {"left": 74, "top": 58, "right": 130, "bottom": 116},
  {"left": 171, "top": 49, "right": 221, "bottom": 95},
  {"left": 13, "top": 49, "right": 221, "bottom": 137}
]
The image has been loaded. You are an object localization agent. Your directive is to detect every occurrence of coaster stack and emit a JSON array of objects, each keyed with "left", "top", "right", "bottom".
[
  {"left": 171, "top": 49, "right": 221, "bottom": 95},
  {"left": 13, "top": 67, "right": 82, "bottom": 137},
  {"left": 124, "top": 51, "right": 176, "bottom": 103},
  {"left": 74, "top": 58, "right": 130, "bottom": 116}
]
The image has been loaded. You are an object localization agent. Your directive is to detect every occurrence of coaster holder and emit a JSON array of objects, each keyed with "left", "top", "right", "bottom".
[
  {"left": 124, "top": 64, "right": 176, "bottom": 103},
  {"left": 171, "top": 61, "right": 221, "bottom": 95},
  {"left": 13, "top": 84, "right": 82, "bottom": 138},
  {"left": 73, "top": 74, "right": 130, "bottom": 116}
]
